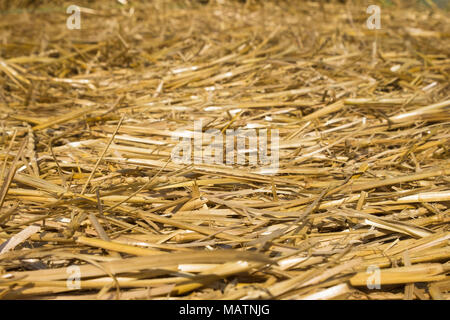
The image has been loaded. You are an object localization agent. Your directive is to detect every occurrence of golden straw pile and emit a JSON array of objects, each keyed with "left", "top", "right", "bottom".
[{"left": 0, "top": 0, "right": 449, "bottom": 300}]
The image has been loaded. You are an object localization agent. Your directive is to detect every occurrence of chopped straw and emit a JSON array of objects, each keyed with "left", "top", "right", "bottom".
[{"left": 0, "top": 0, "right": 449, "bottom": 300}]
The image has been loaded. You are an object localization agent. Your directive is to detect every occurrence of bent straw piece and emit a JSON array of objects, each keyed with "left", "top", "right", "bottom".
[
  {"left": 1, "top": 0, "right": 449, "bottom": 300},
  {"left": 361, "top": 218, "right": 433, "bottom": 238}
]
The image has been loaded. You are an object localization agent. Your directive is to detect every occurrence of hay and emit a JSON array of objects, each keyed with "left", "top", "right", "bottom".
[{"left": 0, "top": 0, "right": 449, "bottom": 300}]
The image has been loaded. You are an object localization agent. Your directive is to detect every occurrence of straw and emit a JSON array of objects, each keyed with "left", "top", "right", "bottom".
[{"left": 0, "top": 0, "right": 449, "bottom": 300}]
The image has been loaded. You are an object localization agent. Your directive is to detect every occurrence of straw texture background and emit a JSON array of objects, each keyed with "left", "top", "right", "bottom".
[{"left": 0, "top": 0, "right": 449, "bottom": 299}]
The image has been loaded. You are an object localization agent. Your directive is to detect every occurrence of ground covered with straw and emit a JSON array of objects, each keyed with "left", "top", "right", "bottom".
[{"left": 0, "top": 0, "right": 449, "bottom": 300}]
